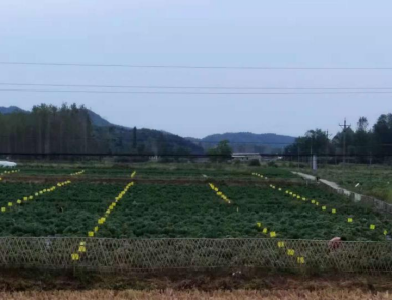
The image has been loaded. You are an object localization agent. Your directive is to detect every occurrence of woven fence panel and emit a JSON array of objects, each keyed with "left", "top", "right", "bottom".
[{"left": 0, "top": 237, "right": 390, "bottom": 274}]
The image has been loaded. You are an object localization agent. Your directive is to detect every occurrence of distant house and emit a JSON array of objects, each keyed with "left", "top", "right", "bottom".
[
  {"left": 232, "top": 153, "right": 262, "bottom": 162},
  {"left": 232, "top": 153, "right": 283, "bottom": 162}
]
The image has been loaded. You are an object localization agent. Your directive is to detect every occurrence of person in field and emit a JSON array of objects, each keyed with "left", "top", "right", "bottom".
[{"left": 328, "top": 236, "right": 347, "bottom": 250}]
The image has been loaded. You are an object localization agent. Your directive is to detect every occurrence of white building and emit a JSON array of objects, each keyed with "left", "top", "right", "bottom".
[{"left": 232, "top": 153, "right": 262, "bottom": 162}]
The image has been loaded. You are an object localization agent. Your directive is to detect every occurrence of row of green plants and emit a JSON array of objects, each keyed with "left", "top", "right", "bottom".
[
  {"left": 4, "top": 165, "right": 296, "bottom": 179},
  {"left": 0, "top": 181, "right": 388, "bottom": 241}
]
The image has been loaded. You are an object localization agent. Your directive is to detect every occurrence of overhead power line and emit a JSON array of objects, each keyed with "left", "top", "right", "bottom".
[
  {"left": 0, "top": 89, "right": 390, "bottom": 95},
  {"left": 0, "top": 82, "right": 390, "bottom": 90},
  {"left": 0, "top": 61, "right": 390, "bottom": 70}
]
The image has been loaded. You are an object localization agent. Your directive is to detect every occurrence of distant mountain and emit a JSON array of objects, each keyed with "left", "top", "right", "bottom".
[
  {"left": 87, "top": 110, "right": 112, "bottom": 127},
  {"left": 187, "top": 132, "right": 296, "bottom": 154},
  {"left": 0, "top": 106, "right": 27, "bottom": 114}
]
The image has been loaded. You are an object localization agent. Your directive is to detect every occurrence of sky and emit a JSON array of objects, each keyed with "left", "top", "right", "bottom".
[{"left": 0, "top": 0, "right": 391, "bottom": 138}]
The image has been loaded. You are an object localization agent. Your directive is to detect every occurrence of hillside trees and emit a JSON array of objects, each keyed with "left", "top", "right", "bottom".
[
  {"left": 0, "top": 104, "right": 107, "bottom": 156},
  {"left": 207, "top": 140, "right": 233, "bottom": 162},
  {"left": 284, "top": 113, "right": 392, "bottom": 164}
]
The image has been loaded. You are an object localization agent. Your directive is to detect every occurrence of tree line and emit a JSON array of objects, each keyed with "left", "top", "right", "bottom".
[
  {"left": 284, "top": 113, "right": 392, "bottom": 163},
  {"left": 0, "top": 103, "right": 204, "bottom": 160},
  {"left": 0, "top": 104, "right": 106, "bottom": 155}
]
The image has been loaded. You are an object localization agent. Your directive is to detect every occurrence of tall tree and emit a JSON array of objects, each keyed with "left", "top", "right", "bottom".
[
  {"left": 132, "top": 126, "right": 137, "bottom": 149},
  {"left": 207, "top": 140, "right": 233, "bottom": 162}
]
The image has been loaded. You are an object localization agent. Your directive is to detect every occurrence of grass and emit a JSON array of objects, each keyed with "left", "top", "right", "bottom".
[{"left": 0, "top": 289, "right": 390, "bottom": 300}]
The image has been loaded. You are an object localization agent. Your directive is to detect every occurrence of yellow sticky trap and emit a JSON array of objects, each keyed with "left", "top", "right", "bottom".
[
  {"left": 78, "top": 246, "right": 86, "bottom": 252},
  {"left": 88, "top": 231, "right": 94, "bottom": 237},
  {"left": 263, "top": 228, "right": 268, "bottom": 234},
  {"left": 29, "top": 196, "right": 33, "bottom": 200},
  {"left": 214, "top": 188, "right": 218, "bottom": 192},
  {"left": 1, "top": 207, "right": 6, "bottom": 212},
  {"left": 287, "top": 249, "right": 295, "bottom": 256},
  {"left": 316, "top": 202, "right": 319, "bottom": 206},
  {"left": 332, "top": 208, "right": 336, "bottom": 214},
  {"left": 322, "top": 206, "right": 326, "bottom": 211},
  {"left": 277, "top": 241, "right": 285, "bottom": 248},
  {"left": 297, "top": 196, "right": 300, "bottom": 199},
  {"left": 285, "top": 191, "right": 289, "bottom": 194},
  {"left": 370, "top": 224, "right": 375, "bottom": 230},
  {"left": 297, "top": 257, "right": 305, "bottom": 264},
  {"left": 71, "top": 253, "right": 79, "bottom": 261},
  {"left": 302, "top": 197, "right": 306, "bottom": 201},
  {"left": 17, "top": 200, "right": 22, "bottom": 204},
  {"left": 23, "top": 197, "right": 27, "bottom": 201},
  {"left": 257, "top": 222, "right": 262, "bottom": 228},
  {"left": 384, "top": 230, "right": 388, "bottom": 235},
  {"left": 311, "top": 200, "right": 315, "bottom": 204},
  {"left": 8, "top": 202, "right": 12, "bottom": 207},
  {"left": 94, "top": 226, "right": 99, "bottom": 232},
  {"left": 270, "top": 231, "right": 276, "bottom": 238},
  {"left": 278, "top": 188, "right": 282, "bottom": 191},
  {"left": 348, "top": 218, "right": 353, "bottom": 223}
]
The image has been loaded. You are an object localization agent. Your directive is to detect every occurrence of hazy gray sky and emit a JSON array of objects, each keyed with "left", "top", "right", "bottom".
[{"left": 0, "top": 0, "right": 391, "bottom": 138}]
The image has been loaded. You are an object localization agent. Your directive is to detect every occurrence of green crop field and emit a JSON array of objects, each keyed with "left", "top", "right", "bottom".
[
  {"left": 1, "top": 164, "right": 296, "bottom": 180},
  {"left": 0, "top": 172, "right": 389, "bottom": 241}
]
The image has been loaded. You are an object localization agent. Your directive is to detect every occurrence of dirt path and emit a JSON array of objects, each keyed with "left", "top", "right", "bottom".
[{"left": 292, "top": 172, "right": 345, "bottom": 191}]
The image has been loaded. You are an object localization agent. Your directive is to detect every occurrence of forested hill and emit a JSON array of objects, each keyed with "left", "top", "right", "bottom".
[
  {"left": 0, "top": 104, "right": 204, "bottom": 157},
  {"left": 0, "top": 106, "right": 27, "bottom": 114},
  {"left": 187, "top": 132, "right": 295, "bottom": 154}
]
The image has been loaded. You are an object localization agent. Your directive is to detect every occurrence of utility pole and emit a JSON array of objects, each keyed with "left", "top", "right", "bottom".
[
  {"left": 339, "top": 118, "right": 351, "bottom": 165},
  {"left": 325, "top": 130, "right": 332, "bottom": 167}
]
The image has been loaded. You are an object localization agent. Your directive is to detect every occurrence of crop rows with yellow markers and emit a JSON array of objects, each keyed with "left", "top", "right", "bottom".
[
  {"left": 208, "top": 183, "right": 232, "bottom": 204},
  {"left": 211, "top": 178, "right": 304, "bottom": 264},
  {"left": 71, "top": 180, "right": 136, "bottom": 261},
  {"left": 1, "top": 180, "right": 71, "bottom": 213},
  {"left": 0, "top": 169, "right": 20, "bottom": 181},
  {"left": 251, "top": 172, "right": 268, "bottom": 180},
  {"left": 70, "top": 170, "right": 85, "bottom": 176},
  {"left": 255, "top": 221, "right": 305, "bottom": 264},
  {"left": 251, "top": 172, "right": 389, "bottom": 238},
  {"left": 278, "top": 185, "right": 388, "bottom": 235}
]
